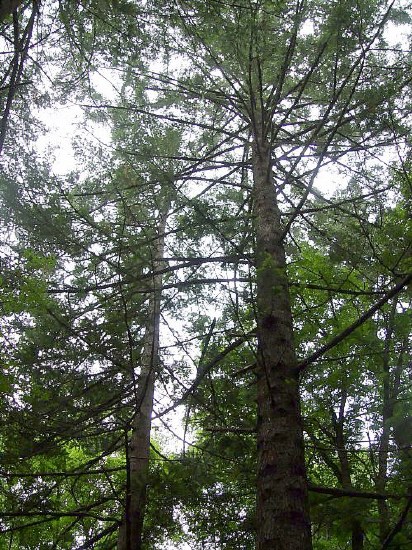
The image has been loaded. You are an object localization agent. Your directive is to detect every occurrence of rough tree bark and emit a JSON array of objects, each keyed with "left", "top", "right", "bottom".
[
  {"left": 117, "top": 200, "right": 169, "bottom": 550},
  {"left": 252, "top": 119, "right": 312, "bottom": 549}
]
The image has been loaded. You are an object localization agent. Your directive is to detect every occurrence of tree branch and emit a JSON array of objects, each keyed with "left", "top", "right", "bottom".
[
  {"left": 381, "top": 496, "right": 412, "bottom": 548},
  {"left": 298, "top": 273, "right": 412, "bottom": 372},
  {"left": 309, "top": 485, "right": 406, "bottom": 501}
]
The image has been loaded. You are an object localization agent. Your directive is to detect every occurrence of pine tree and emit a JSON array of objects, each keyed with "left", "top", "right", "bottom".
[{"left": 1, "top": 1, "right": 412, "bottom": 548}]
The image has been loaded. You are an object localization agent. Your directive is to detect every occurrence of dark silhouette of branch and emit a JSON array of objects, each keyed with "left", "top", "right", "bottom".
[
  {"left": 309, "top": 485, "right": 406, "bottom": 501},
  {"left": 298, "top": 273, "right": 412, "bottom": 372},
  {"left": 381, "top": 496, "right": 412, "bottom": 548},
  {"left": 77, "top": 523, "right": 119, "bottom": 549},
  {"left": 154, "top": 332, "right": 254, "bottom": 419},
  {"left": 0, "top": 1, "right": 37, "bottom": 155}
]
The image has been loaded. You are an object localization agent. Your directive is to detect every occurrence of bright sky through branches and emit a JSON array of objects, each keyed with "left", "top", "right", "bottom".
[{"left": 2, "top": 2, "right": 411, "bottom": 547}]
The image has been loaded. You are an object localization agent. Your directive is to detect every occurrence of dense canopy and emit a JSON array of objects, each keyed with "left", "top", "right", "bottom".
[{"left": 0, "top": 1, "right": 411, "bottom": 549}]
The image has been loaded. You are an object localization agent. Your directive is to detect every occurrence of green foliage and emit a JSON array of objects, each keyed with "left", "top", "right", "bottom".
[{"left": 1, "top": 0, "right": 412, "bottom": 548}]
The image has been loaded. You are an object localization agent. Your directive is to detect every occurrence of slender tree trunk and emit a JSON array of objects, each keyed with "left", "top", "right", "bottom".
[
  {"left": 252, "top": 126, "right": 312, "bottom": 550},
  {"left": 376, "top": 300, "right": 401, "bottom": 544},
  {"left": 0, "top": 2, "right": 37, "bottom": 156},
  {"left": 332, "top": 391, "right": 364, "bottom": 550},
  {"left": 117, "top": 201, "right": 169, "bottom": 550}
]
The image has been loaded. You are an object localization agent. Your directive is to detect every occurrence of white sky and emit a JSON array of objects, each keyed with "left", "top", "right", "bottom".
[
  {"left": 34, "top": 101, "right": 342, "bottom": 197},
  {"left": 34, "top": 12, "right": 410, "bottom": 194}
]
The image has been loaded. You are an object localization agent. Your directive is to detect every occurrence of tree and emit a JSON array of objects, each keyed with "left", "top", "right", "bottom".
[
  {"left": 1, "top": 0, "right": 412, "bottom": 548},
  {"left": 0, "top": 0, "right": 41, "bottom": 155},
  {"left": 152, "top": 1, "right": 412, "bottom": 547}
]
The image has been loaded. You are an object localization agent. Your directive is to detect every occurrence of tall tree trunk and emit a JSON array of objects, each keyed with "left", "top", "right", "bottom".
[
  {"left": 332, "top": 391, "right": 364, "bottom": 550},
  {"left": 117, "top": 202, "right": 169, "bottom": 550},
  {"left": 252, "top": 126, "right": 312, "bottom": 550},
  {"left": 376, "top": 300, "right": 401, "bottom": 544}
]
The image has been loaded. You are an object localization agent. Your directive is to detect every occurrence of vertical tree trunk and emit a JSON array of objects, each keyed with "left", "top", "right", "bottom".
[
  {"left": 332, "top": 391, "right": 364, "bottom": 550},
  {"left": 117, "top": 202, "right": 169, "bottom": 550},
  {"left": 252, "top": 127, "right": 312, "bottom": 550},
  {"left": 376, "top": 300, "right": 399, "bottom": 544}
]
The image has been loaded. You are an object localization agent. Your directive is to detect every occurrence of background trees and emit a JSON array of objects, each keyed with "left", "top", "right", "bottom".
[{"left": 1, "top": 0, "right": 411, "bottom": 548}]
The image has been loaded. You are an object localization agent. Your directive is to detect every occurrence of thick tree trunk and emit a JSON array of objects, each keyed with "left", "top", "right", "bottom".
[
  {"left": 252, "top": 129, "right": 312, "bottom": 550},
  {"left": 117, "top": 203, "right": 169, "bottom": 550}
]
